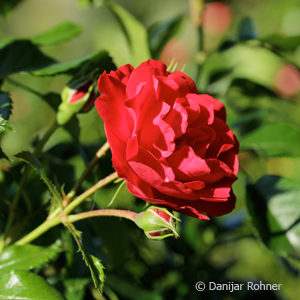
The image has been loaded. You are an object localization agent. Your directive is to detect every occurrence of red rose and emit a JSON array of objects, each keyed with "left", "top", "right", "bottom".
[{"left": 95, "top": 60, "right": 239, "bottom": 220}]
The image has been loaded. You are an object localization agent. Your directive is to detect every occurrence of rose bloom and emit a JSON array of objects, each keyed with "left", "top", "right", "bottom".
[{"left": 96, "top": 60, "right": 239, "bottom": 219}]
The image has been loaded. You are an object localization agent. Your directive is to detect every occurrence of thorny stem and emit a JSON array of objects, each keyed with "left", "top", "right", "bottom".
[
  {"left": 15, "top": 208, "right": 134, "bottom": 246},
  {"left": 64, "top": 209, "right": 137, "bottom": 224},
  {"left": 15, "top": 171, "right": 120, "bottom": 246}
]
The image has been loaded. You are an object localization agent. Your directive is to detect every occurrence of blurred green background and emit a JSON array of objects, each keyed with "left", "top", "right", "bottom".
[{"left": 1, "top": 0, "right": 300, "bottom": 299}]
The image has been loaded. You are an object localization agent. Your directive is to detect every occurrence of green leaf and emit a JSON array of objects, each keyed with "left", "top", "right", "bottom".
[
  {"left": 247, "top": 175, "right": 300, "bottom": 257},
  {"left": 0, "top": 40, "right": 55, "bottom": 77},
  {"left": 15, "top": 151, "right": 62, "bottom": 207},
  {"left": 0, "top": 243, "right": 62, "bottom": 272},
  {"left": 240, "top": 123, "right": 300, "bottom": 156},
  {"left": 31, "top": 50, "right": 114, "bottom": 76},
  {"left": 0, "top": 91, "right": 12, "bottom": 120},
  {"left": 107, "top": 2, "right": 151, "bottom": 66},
  {"left": 64, "top": 278, "right": 89, "bottom": 300},
  {"left": 238, "top": 17, "right": 258, "bottom": 41},
  {"left": 0, "top": 0, "right": 24, "bottom": 17},
  {"left": 0, "top": 270, "right": 64, "bottom": 300},
  {"left": 263, "top": 34, "right": 300, "bottom": 52},
  {"left": 90, "top": 254, "right": 105, "bottom": 293},
  {"left": 0, "top": 116, "right": 12, "bottom": 135},
  {"left": 63, "top": 223, "right": 105, "bottom": 293},
  {"left": 32, "top": 21, "right": 82, "bottom": 46},
  {"left": 198, "top": 43, "right": 283, "bottom": 92},
  {"left": 148, "top": 15, "right": 183, "bottom": 58}
]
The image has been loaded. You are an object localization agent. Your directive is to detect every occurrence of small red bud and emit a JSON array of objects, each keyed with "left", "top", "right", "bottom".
[{"left": 57, "top": 79, "right": 96, "bottom": 125}]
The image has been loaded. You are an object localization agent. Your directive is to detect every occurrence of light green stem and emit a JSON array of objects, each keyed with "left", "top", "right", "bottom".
[
  {"left": 15, "top": 171, "right": 119, "bottom": 245},
  {"left": 64, "top": 171, "right": 118, "bottom": 215},
  {"left": 16, "top": 208, "right": 135, "bottom": 246},
  {"left": 15, "top": 216, "right": 61, "bottom": 246},
  {"left": 66, "top": 209, "right": 137, "bottom": 223}
]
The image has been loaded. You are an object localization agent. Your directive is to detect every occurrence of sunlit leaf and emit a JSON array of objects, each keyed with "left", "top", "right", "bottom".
[
  {"left": 106, "top": 2, "right": 151, "bottom": 66},
  {"left": 90, "top": 254, "right": 105, "bottom": 293},
  {"left": 0, "top": 243, "right": 62, "bottom": 272},
  {"left": 32, "top": 21, "right": 82, "bottom": 46},
  {"left": 240, "top": 123, "right": 300, "bottom": 156},
  {"left": 198, "top": 43, "right": 283, "bottom": 92},
  {"left": 0, "top": 116, "right": 12, "bottom": 135},
  {"left": 0, "top": 270, "right": 64, "bottom": 300},
  {"left": 247, "top": 175, "right": 300, "bottom": 257}
]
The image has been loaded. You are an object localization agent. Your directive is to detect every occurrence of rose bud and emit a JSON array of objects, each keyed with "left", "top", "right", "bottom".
[
  {"left": 57, "top": 79, "right": 96, "bottom": 125},
  {"left": 95, "top": 60, "right": 239, "bottom": 220},
  {"left": 134, "top": 206, "right": 179, "bottom": 240}
]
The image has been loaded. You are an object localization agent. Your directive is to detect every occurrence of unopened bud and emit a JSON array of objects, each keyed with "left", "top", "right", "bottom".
[
  {"left": 134, "top": 206, "right": 180, "bottom": 240},
  {"left": 57, "top": 79, "right": 96, "bottom": 125}
]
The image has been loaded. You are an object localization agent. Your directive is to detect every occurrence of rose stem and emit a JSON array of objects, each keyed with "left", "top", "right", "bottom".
[
  {"left": 64, "top": 171, "right": 118, "bottom": 214},
  {"left": 64, "top": 141, "right": 110, "bottom": 205},
  {"left": 66, "top": 209, "right": 137, "bottom": 223},
  {"left": 14, "top": 171, "right": 119, "bottom": 246}
]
